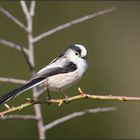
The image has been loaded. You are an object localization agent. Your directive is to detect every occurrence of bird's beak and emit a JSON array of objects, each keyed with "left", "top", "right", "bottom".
[{"left": 81, "top": 55, "right": 87, "bottom": 60}]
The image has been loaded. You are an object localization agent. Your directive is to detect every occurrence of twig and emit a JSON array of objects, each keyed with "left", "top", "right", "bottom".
[
  {"left": 20, "top": 1, "right": 30, "bottom": 21},
  {"left": 0, "top": 6, "right": 27, "bottom": 32},
  {"left": 0, "top": 114, "right": 37, "bottom": 120},
  {"left": 0, "top": 101, "right": 32, "bottom": 117},
  {"left": 19, "top": 45, "right": 34, "bottom": 71},
  {"left": 0, "top": 39, "right": 29, "bottom": 54},
  {"left": 20, "top": 1, "right": 35, "bottom": 69},
  {"left": 43, "top": 107, "right": 116, "bottom": 131},
  {"left": 1, "top": 87, "right": 140, "bottom": 116},
  {"left": 48, "top": 95, "right": 140, "bottom": 106},
  {"left": 30, "top": 1, "right": 36, "bottom": 17},
  {"left": 33, "top": 7, "right": 117, "bottom": 43},
  {"left": 47, "top": 91, "right": 140, "bottom": 106},
  {"left": 0, "top": 77, "right": 27, "bottom": 84}
]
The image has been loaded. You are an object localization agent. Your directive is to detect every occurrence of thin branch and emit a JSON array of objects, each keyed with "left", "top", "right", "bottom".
[
  {"left": 33, "top": 7, "right": 117, "bottom": 43},
  {"left": 0, "top": 102, "right": 32, "bottom": 117},
  {"left": 30, "top": 1, "right": 36, "bottom": 17},
  {"left": 0, "top": 114, "right": 37, "bottom": 120},
  {"left": 0, "top": 6, "right": 27, "bottom": 32},
  {"left": 20, "top": 1, "right": 35, "bottom": 69},
  {"left": 0, "top": 39, "right": 29, "bottom": 54},
  {"left": 43, "top": 107, "right": 116, "bottom": 131},
  {"left": 19, "top": 45, "right": 34, "bottom": 71},
  {"left": 1, "top": 87, "right": 140, "bottom": 116},
  {"left": 20, "top": 1, "right": 45, "bottom": 139},
  {"left": 20, "top": 1, "right": 30, "bottom": 20},
  {"left": 0, "top": 77, "right": 27, "bottom": 84},
  {"left": 48, "top": 88, "right": 140, "bottom": 106}
]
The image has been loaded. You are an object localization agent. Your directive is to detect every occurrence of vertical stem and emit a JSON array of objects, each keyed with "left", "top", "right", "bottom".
[
  {"left": 35, "top": 105, "right": 46, "bottom": 139},
  {"left": 27, "top": 14, "right": 35, "bottom": 72},
  {"left": 33, "top": 90, "right": 46, "bottom": 139},
  {"left": 28, "top": 14, "right": 46, "bottom": 140},
  {"left": 22, "top": 1, "right": 46, "bottom": 139}
]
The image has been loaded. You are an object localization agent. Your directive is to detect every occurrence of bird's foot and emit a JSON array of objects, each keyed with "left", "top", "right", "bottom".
[
  {"left": 64, "top": 95, "right": 69, "bottom": 104},
  {"left": 47, "top": 94, "right": 51, "bottom": 100}
]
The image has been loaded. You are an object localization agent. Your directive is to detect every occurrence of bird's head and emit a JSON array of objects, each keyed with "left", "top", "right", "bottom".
[{"left": 65, "top": 44, "right": 88, "bottom": 61}]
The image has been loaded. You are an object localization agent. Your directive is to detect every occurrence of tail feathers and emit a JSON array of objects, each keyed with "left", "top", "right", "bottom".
[{"left": 0, "top": 77, "right": 46, "bottom": 105}]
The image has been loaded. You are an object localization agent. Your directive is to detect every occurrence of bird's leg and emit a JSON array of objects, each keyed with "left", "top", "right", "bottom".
[
  {"left": 44, "top": 81, "right": 51, "bottom": 101},
  {"left": 62, "top": 92, "right": 69, "bottom": 103},
  {"left": 47, "top": 88, "right": 51, "bottom": 100}
]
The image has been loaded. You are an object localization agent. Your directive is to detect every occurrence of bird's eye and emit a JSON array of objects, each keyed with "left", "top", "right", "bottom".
[{"left": 75, "top": 52, "right": 79, "bottom": 56}]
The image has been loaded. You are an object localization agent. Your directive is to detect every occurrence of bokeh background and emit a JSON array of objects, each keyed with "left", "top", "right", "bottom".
[{"left": 0, "top": 1, "right": 140, "bottom": 139}]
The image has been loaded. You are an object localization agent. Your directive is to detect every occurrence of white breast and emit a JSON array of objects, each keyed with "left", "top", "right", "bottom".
[
  {"left": 46, "top": 70, "right": 81, "bottom": 91},
  {"left": 46, "top": 54, "right": 88, "bottom": 92}
]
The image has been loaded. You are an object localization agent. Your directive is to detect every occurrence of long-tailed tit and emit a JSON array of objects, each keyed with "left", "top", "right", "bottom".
[{"left": 0, "top": 44, "right": 88, "bottom": 104}]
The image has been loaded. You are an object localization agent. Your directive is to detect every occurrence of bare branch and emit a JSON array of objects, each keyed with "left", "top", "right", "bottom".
[
  {"left": 20, "top": 1, "right": 44, "bottom": 138},
  {"left": 1, "top": 87, "right": 140, "bottom": 116},
  {"left": 48, "top": 87, "right": 140, "bottom": 106},
  {"left": 30, "top": 1, "right": 36, "bottom": 17},
  {"left": 33, "top": 7, "right": 117, "bottom": 43},
  {"left": 0, "top": 114, "right": 37, "bottom": 120},
  {"left": 48, "top": 95, "right": 140, "bottom": 106},
  {"left": 19, "top": 45, "right": 34, "bottom": 71},
  {"left": 0, "top": 77, "right": 27, "bottom": 84},
  {"left": 0, "top": 102, "right": 32, "bottom": 117},
  {"left": 43, "top": 107, "right": 115, "bottom": 131},
  {"left": 20, "top": 1, "right": 30, "bottom": 19},
  {"left": 33, "top": 103, "right": 45, "bottom": 139},
  {"left": 20, "top": 1, "right": 33, "bottom": 34},
  {"left": 0, "top": 39, "right": 29, "bottom": 54},
  {"left": 0, "top": 6, "right": 27, "bottom": 31},
  {"left": 20, "top": 1, "right": 35, "bottom": 69}
]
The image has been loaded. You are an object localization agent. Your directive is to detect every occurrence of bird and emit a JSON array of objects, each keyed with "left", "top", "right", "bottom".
[{"left": 0, "top": 44, "right": 88, "bottom": 105}]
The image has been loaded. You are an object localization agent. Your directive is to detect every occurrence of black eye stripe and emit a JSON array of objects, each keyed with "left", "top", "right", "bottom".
[{"left": 68, "top": 45, "right": 81, "bottom": 54}]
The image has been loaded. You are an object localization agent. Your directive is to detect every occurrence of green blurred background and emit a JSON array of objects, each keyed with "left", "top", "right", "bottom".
[{"left": 0, "top": 1, "right": 140, "bottom": 139}]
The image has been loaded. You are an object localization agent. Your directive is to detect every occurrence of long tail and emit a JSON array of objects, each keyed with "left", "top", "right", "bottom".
[{"left": 0, "top": 77, "right": 46, "bottom": 105}]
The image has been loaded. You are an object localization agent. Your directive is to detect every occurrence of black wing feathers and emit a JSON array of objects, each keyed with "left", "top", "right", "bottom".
[
  {"left": 49, "top": 62, "right": 77, "bottom": 75},
  {"left": 40, "top": 62, "right": 77, "bottom": 78},
  {"left": 61, "top": 62, "right": 77, "bottom": 73},
  {"left": 0, "top": 61, "right": 77, "bottom": 105},
  {"left": 0, "top": 77, "right": 45, "bottom": 105}
]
